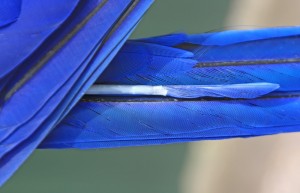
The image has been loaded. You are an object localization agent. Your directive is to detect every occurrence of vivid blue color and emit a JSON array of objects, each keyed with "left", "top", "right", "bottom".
[
  {"left": 41, "top": 93, "right": 300, "bottom": 149},
  {"left": 1, "top": 0, "right": 300, "bottom": 187},
  {"left": 41, "top": 26, "right": 300, "bottom": 149},
  {"left": 97, "top": 27, "right": 300, "bottom": 92},
  {"left": 0, "top": 0, "right": 153, "bottom": 186},
  {"left": 0, "top": 0, "right": 21, "bottom": 28}
]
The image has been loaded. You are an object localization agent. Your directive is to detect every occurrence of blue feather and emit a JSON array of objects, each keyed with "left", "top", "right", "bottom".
[
  {"left": 1, "top": 2, "right": 300, "bottom": 185},
  {"left": 0, "top": 0, "right": 79, "bottom": 82},
  {"left": 137, "top": 26, "right": 300, "bottom": 46},
  {"left": 96, "top": 27, "right": 300, "bottom": 92},
  {"left": 162, "top": 83, "right": 279, "bottom": 99},
  {"left": 41, "top": 92, "right": 300, "bottom": 149},
  {"left": 40, "top": 26, "right": 300, "bottom": 149},
  {"left": 0, "top": 0, "right": 153, "bottom": 185},
  {"left": 0, "top": 0, "right": 21, "bottom": 28}
]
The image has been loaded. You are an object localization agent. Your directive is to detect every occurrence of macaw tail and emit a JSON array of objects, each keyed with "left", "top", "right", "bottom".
[
  {"left": 41, "top": 26, "right": 300, "bottom": 149},
  {"left": 0, "top": 0, "right": 153, "bottom": 186}
]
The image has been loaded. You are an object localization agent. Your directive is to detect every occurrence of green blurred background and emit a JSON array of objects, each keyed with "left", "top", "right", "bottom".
[{"left": 1, "top": 1, "right": 231, "bottom": 192}]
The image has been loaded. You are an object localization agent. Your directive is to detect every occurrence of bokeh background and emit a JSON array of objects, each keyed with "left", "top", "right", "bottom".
[{"left": 2, "top": 0, "right": 300, "bottom": 192}]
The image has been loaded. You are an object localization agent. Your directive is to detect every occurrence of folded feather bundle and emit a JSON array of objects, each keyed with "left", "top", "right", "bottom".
[{"left": 0, "top": 0, "right": 153, "bottom": 185}]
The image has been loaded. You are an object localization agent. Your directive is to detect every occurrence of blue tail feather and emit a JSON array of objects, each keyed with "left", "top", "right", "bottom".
[
  {"left": 138, "top": 26, "right": 300, "bottom": 46},
  {"left": 0, "top": 0, "right": 22, "bottom": 28},
  {"left": 0, "top": 0, "right": 153, "bottom": 186},
  {"left": 96, "top": 27, "right": 300, "bottom": 92},
  {"left": 1, "top": 6, "right": 300, "bottom": 186},
  {"left": 42, "top": 26, "right": 300, "bottom": 149},
  {"left": 41, "top": 92, "right": 300, "bottom": 149},
  {"left": 164, "top": 83, "right": 279, "bottom": 99}
]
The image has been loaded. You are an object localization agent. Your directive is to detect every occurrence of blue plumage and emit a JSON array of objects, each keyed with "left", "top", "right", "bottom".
[
  {"left": 0, "top": 0, "right": 21, "bottom": 28},
  {"left": 1, "top": 0, "right": 300, "bottom": 187},
  {"left": 41, "top": 26, "right": 300, "bottom": 149},
  {"left": 0, "top": 0, "right": 153, "bottom": 186},
  {"left": 41, "top": 93, "right": 300, "bottom": 149},
  {"left": 161, "top": 83, "right": 279, "bottom": 99},
  {"left": 97, "top": 27, "right": 300, "bottom": 92}
]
